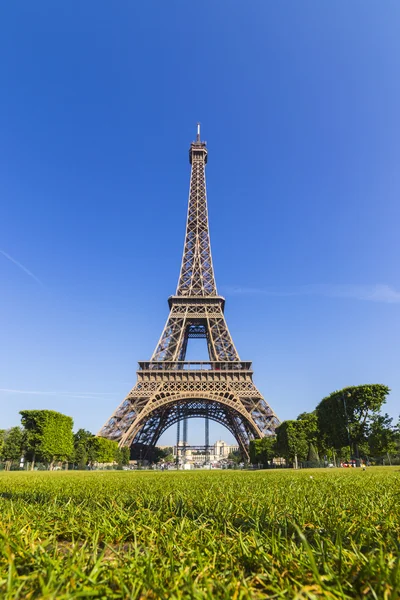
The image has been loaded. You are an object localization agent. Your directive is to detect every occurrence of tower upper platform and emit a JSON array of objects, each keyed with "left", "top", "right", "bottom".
[{"left": 189, "top": 123, "right": 208, "bottom": 164}]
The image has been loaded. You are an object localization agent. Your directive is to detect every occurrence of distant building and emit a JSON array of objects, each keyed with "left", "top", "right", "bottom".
[{"left": 172, "top": 440, "right": 239, "bottom": 464}]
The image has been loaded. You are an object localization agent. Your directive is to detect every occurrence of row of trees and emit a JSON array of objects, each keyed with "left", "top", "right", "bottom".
[
  {"left": 2, "top": 385, "right": 397, "bottom": 470},
  {"left": 0, "top": 410, "right": 130, "bottom": 470},
  {"left": 250, "top": 384, "right": 399, "bottom": 467}
]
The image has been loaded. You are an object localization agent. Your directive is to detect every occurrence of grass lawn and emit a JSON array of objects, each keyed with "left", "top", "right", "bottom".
[{"left": 0, "top": 467, "right": 399, "bottom": 599}]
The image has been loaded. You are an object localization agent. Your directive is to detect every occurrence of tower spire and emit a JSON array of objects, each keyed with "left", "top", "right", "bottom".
[{"left": 177, "top": 125, "right": 216, "bottom": 296}]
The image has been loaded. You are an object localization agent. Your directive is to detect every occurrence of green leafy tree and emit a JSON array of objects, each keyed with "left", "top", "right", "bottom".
[
  {"left": 227, "top": 450, "right": 242, "bottom": 464},
  {"left": 88, "top": 436, "right": 119, "bottom": 465},
  {"left": 74, "top": 429, "right": 94, "bottom": 447},
  {"left": 20, "top": 410, "right": 74, "bottom": 469},
  {"left": 297, "top": 412, "right": 322, "bottom": 458},
  {"left": 368, "top": 413, "right": 397, "bottom": 460},
  {"left": 275, "top": 420, "right": 308, "bottom": 466},
  {"left": 114, "top": 447, "right": 122, "bottom": 466},
  {"left": 316, "top": 384, "right": 390, "bottom": 456},
  {"left": 395, "top": 416, "right": 400, "bottom": 456},
  {"left": 153, "top": 447, "right": 174, "bottom": 463},
  {"left": 296, "top": 411, "right": 324, "bottom": 462},
  {"left": 73, "top": 429, "right": 96, "bottom": 468},
  {"left": 121, "top": 446, "right": 130, "bottom": 466},
  {"left": 74, "top": 443, "right": 87, "bottom": 469},
  {"left": 2, "top": 427, "right": 25, "bottom": 470},
  {"left": 0, "top": 429, "right": 5, "bottom": 460},
  {"left": 112, "top": 446, "right": 131, "bottom": 467},
  {"left": 249, "top": 437, "right": 276, "bottom": 466},
  {"left": 307, "top": 443, "right": 319, "bottom": 464},
  {"left": 249, "top": 441, "right": 258, "bottom": 464}
]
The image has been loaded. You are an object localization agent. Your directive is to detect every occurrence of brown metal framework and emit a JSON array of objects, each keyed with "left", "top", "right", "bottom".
[{"left": 99, "top": 126, "right": 280, "bottom": 460}]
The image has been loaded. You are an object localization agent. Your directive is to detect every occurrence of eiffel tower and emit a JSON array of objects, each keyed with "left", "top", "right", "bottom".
[{"left": 99, "top": 125, "right": 280, "bottom": 460}]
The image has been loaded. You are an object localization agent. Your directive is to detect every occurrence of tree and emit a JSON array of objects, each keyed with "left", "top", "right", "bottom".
[
  {"left": 119, "top": 446, "right": 130, "bottom": 466},
  {"left": 87, "top": 436, "right": 119, "bottom": 465},
  {"left": 1, "top": 427, "right": 25, "bottom": 470},
  {"left": 0, "top": 430, "right": 5, "bottom": 460},
  {"left": 20, "top": 410, "right": 74, "bottom": 469},
  {"left": 296, "top": 411, "right": 323, "bottom": 462},
  {"left": 368, "top": 413, "right": 397, "bottom": 460},
  {"left": 74, "top": 443, "right": 87, "bottom": 469},
  {"left": 316, "top": 384, "right": 390, "bottom": 456},
  {"left": 395, "top": 416, "right": 400, "bottom": 450},
  {"left": 297, "top": 412, "right": 321, "bottom": 453},
  {"left": 307, "top": 443, "right": 319, "bottom": 464},
  {"left": 227, "top": 450, "right": 242, "bottom": 464},
  {"left": 74, "top": 429, "right": 94, "bottom": 447},
  {"left": 249, "top": 437, "right": 276, "bottom": 466},
  {"left": 275, "top": 420, "right": 308, "bottom": 467},
  {"left": 153, "top": 447, "right": 173, "bottom": 463},
  {"left": 73, "top": 429, "right": 96, "bottom": 469}
]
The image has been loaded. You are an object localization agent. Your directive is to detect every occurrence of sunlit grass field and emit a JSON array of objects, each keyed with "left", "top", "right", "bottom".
[{"left": 0, "top": 468, "right": 399, "bottom": 599}]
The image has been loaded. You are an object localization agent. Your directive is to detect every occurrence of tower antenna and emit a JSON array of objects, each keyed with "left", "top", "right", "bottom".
[{"left": 196, "top": 122, "right": 200, "bottom": 141}]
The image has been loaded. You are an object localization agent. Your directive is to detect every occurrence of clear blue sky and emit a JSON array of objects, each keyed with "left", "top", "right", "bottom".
[{"left": 1, "top": 2, "right": 399, "bottom": 446}]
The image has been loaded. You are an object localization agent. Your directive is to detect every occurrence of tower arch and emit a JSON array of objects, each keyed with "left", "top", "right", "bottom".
[{"left": 118, "top": 393, "right": 264, "bottom": 460}]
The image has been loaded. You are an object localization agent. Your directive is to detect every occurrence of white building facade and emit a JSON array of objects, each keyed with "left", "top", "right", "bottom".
[{"left": 172, "top": 440, "right": 239, "bottom": 464}]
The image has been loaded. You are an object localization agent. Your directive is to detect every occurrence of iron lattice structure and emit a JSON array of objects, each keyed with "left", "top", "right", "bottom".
[{"left": 99, "top": 126, "right": 280, "bottom": 460}]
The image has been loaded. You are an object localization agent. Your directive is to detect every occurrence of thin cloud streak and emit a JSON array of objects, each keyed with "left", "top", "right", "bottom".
[
  {"left": 0, "top": 389, "right": 116, "bottom": 400},
  {"left": 222, "top": 284, "right": 400, "bottom": 304},
  {"left": 0, "top": 249, "right": 42, "bottom": 285}
]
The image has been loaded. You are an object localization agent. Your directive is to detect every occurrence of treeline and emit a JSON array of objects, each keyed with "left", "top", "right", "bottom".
[
  {"left": 0, "top": 410, "right": 130, "bottom": 470},
  {"left": 250, "top": 384, "right": 400, "bottom": 467},
  {"left": 2, "top": 384, "right": 398, "bottom": 470}
]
